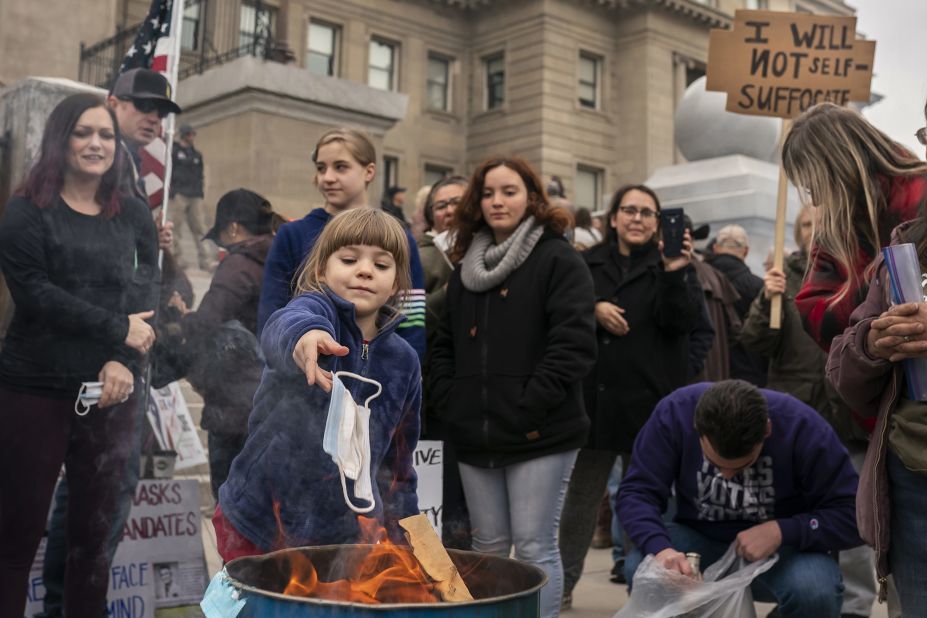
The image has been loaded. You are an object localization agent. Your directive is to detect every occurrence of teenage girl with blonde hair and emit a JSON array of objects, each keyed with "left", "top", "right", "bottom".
[
  {"left": 782, "top": 103, "right": 927, "bottom": 352},
  {"left": 257, "top": 128, "right": 425, "bottom": 359},
  {"left": 215, "top": 208, "right": 421, "bottom": 559}
]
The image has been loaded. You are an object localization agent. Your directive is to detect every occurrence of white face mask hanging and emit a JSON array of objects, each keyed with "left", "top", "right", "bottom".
[
  {"left": 74, "top": 381, "right": 104, "bottom": 416},
  {"left": 322, "top": 371, "right": 382, "bottom": 514}
]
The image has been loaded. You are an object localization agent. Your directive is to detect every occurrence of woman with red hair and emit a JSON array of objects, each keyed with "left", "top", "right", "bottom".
[
  {"left": 430, "top": 156, "right": 596, "bottom": 618},
  {"left": 0, "top": 92, "right": 159, "bottom": 615}
]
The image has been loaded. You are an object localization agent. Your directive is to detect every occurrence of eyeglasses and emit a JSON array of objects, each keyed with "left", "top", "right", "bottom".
[
  {"left": 617, "top": 205, "right": 658, "bottom": 220},
  {"left": 433, "top": 197, "right": 461, "bottom": 212},
  {"left": 916, "top": 127, "right": 927, "bottom": 146},
  {"left": 121, "top": 97, "right": 170, "bottom": 119}
]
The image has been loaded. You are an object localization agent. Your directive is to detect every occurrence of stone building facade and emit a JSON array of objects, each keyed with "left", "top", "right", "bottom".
[{"left": 0, "top": 0, "right": 854, "bottom": 220}]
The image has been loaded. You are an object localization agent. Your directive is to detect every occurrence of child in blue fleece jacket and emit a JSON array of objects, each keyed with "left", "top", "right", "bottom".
[
  {"left": 257, "top": 128, "right": 425, "bottom": 361},
  {"left": 215, "top": 208, "right": 421, "bottom": 560},
  {"left": 618, "top": 380, "right": 863, "bottom": 618}
]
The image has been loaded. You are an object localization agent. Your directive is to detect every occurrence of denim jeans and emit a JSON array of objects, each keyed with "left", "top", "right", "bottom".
[
  {"left": 459, "top": 449, "right": 578, "bottom": 618},
  {"left": 624, "top": 522, "right": 843, "bottom": 618},
  {"left": 558, "top": 448, "right": 618, "bottom": 595},
  {"left": 888, "top": 450, "right": 927, "bottom": 616},
  {"left": 607, "top": 456, "right": 626, "bottom": 564}
]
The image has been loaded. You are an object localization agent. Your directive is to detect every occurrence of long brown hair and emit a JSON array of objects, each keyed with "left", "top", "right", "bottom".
[
  {"left": 782, "top": 103, "right": 927, "bottom": 302},
  {"left": 449, "top": 156, "right": 572, "bottom": 263}
]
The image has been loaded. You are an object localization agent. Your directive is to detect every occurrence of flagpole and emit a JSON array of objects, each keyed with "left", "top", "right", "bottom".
[
  {"left": 157, "top": 0, "right": 186, "bottom": 268},
  {"left": 144, "top": 0, "right": 186, "bottom": 456}
]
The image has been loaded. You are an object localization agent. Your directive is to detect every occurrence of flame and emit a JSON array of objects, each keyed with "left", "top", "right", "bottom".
[{"left": 282, "top": 516, "right": 441, "bottom": 604}]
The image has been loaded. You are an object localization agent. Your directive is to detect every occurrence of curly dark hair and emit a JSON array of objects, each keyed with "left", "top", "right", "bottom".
[{"left": 448, "top": 156, "right": 572, "bottom": 263}]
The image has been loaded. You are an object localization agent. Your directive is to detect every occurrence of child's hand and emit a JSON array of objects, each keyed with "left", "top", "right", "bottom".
[{"left": 293, "top": 329, "right": 349, "bottom": 392}]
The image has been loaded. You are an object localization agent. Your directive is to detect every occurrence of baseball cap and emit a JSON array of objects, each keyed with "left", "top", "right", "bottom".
[
  {"left": 203, "top": 189, "right": 274, "bottom": 242},
  {"left": 111, "top": 68, "right": 182, "bottom": 114},
  {"left": 179, "top": 123, "right": 195, "bottom": 136},
  {"left": 387, "top": 186, "right": 407, "bottom": 198},
  {"left": 683, "top": 215, "right": 711, "bottom": 241}
]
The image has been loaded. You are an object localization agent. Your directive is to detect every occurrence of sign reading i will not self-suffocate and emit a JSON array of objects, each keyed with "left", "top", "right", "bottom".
[{"left": 707, "top": 10, "right": 875, "bottom": 119}]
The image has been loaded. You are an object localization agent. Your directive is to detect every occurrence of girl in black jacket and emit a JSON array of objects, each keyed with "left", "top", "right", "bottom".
[
  {"left": 430, "top": 156, "right": 596, "bottom": 618},
  {"left": 558, "top": 184, "right": 702, "bottom": 602}
]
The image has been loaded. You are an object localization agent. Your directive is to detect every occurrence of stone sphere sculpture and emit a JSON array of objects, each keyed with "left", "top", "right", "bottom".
[{"left": 674, "top": 76, "right": 782, "bottom": 163}]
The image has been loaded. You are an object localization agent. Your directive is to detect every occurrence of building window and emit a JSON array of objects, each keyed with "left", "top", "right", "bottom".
[
  {"left": 307, "top": 21, "right": 339, "bottom": 76},
  {"left": 579, "top": 52, "right": 600, "bottom": 109},
  {"left": 240, "top": 2, "right": 276, "bottom": 55},
  {"left": 424, "top": 164, "right": 453, "bottom": 187},
  {"left": 369, "top": 39, "right": 397, "bottom": 91},
  {"left": 181, "top": 1, "right": 202, "bottom": 52},
  {"left": 383, "top": 156, "right": 399, "bottom": 195},
  {"left": 427, "top": 54, "right": 451, "bottom": 111},
  {"left": 484, "top": 53, "right": 505, "bottom": 110},
  {"left": 686, "top": 65, "right": 706, "bottom": 87},
  {"left": 575, "top": 165, "right": 603, "bottom": 212}
]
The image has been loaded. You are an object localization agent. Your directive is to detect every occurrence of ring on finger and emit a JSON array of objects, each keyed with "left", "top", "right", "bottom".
[{"left": 904, "top": 335, "right": 912, "bottom": 343}]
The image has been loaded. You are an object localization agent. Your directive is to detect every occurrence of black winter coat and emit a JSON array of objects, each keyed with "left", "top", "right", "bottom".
[
  {"left": 583, "top": 243, "right": 701, "bottom": 453},
  {"left": 706, "top": 253, "right": 768, "bottom": 386},
  {"left": 429, "top": 232, "right": 597, "bottom": 468}
]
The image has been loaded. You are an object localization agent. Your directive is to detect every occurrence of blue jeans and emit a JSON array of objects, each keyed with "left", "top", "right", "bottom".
[
  {"left": 624, "top": 523, "right": 843, "bottom": 618},
  {"left": 459, "top": 449, "right": 578, "bottom": 618},
  {"left": 607, "top": 455, "right": 625, "bottom": 563},
  {"left": 888, "top": 450, "right": 927, "bottom": 616}
]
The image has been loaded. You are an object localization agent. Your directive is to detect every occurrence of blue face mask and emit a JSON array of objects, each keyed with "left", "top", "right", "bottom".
[{"left": 323, "top": 372, "right": 383, "bottom": 514}]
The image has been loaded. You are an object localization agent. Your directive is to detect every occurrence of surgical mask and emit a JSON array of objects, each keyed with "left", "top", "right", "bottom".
[
  {"left": 323, "top": 372, "right": 382, "bottom": 514},
  {"left": 75, "top": 381, "right": 104, "bottom": 416}
]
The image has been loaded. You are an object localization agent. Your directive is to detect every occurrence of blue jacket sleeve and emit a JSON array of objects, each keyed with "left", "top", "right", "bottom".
[
  {"left": 394, "top": 229, "right": 426, "bottom": 362},
  {"left": 775, "top": 413, "right": 863, "bottom": 552},
  {"left": 380, "top": 363, "right": 422, "bottom": 543},
  {"left": 616, "top": 400, "right": 683, "bottom": 557},
  {"left": 260, "top": 294, "right": 338, "bottom": 375},
  {"left": 258, "top": 226, "right": 300, "bottom": 337}
]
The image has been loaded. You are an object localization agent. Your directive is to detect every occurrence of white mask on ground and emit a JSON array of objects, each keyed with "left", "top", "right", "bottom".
[{"left": 323, "top": 371, "right": 382, "bottom": 514}]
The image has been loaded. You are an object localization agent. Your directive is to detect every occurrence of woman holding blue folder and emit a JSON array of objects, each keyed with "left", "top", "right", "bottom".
[{"left": 828, "top": 100, "right": 927, "bottom": 614}]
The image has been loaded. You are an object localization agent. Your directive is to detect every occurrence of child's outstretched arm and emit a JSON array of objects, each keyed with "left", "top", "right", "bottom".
[
  {"left": 378, "top": 365, "right": 422, "bottom": 543},
  {"left": 261, "top": 294, "right": 348, "bottom": 388}
]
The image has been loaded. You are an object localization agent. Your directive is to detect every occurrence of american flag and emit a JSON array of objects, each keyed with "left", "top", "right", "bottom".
[{"left": 116, "top": 0, "right": 183, "bottom": 210}]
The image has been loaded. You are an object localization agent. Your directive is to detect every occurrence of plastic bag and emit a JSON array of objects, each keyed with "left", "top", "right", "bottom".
[{"left": 615, "top": 543, "right": 779, "bottom": 618}]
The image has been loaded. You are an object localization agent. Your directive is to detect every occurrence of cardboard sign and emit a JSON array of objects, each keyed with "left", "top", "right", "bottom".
[
  {"left": 412, "top": 440, "right": 443, "bottom": 537},
  {"left": 707, "top": 10, "right": 875, "bottom": 118},
  {"left": 25, "top": 480, "right": 207, "bottom": 617},
  {"left": 147, "top": 382, "right": 207, "bottom": 470}
]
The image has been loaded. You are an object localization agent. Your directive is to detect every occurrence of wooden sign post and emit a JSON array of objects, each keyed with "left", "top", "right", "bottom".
[{"left": 706, "top": 10, "right": 875, "bottom": 328}]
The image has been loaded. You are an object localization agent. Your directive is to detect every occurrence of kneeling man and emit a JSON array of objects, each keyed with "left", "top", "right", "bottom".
[{"left": 618, "top": 380, "right": 862, "bottom": 617}]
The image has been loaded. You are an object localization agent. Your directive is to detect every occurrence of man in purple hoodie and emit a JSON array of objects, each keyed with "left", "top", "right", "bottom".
[{"left": 618, "top": 380, "right": 863, "bottom": 618}]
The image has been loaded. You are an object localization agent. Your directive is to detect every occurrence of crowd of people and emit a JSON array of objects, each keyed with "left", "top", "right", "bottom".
[{"left": 2, "top": 65, "right": 927, "bottom": 618}]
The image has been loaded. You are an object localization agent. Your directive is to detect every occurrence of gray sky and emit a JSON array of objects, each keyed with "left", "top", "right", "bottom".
[{"left": 850, "top": 0, "right": 927, "bottom": 156}]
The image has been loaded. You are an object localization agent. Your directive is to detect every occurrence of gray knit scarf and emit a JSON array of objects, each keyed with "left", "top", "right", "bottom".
[{"left": 460, "top": 216, "right": 544, "bottom": 292}]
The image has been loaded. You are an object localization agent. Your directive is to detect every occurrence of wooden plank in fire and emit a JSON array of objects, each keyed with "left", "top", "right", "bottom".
[{"left": 399, "top": 514, "right": 474, "bottom": 602}]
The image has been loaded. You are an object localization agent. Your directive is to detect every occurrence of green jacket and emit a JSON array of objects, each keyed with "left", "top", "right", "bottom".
[{"left": 740, "top": 251, "right": 866, "bottom": 443}]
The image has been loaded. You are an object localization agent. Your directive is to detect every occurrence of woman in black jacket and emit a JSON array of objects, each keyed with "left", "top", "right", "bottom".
[
  {"left": 559, "top": 184, "right": 702, "bottom": 603},
  {"left": 168, "top": 189, "right": 279, "bottom": 499},
  {"left": 430, "top": 156, "right": 596, "bottom": 618}
]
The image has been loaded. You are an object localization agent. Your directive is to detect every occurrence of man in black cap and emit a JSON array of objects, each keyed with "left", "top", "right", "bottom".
[
  {"left": 107, "top": 68, "right": 183, "bottom": 203},
  {"left": 381, "top": 185, "right": 409, "bottom": 227},
  {"left": 170, "top": 123, "right": 213, "bottom": 271}
]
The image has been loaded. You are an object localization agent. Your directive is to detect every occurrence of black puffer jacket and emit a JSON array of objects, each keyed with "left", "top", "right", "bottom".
[
  {"left": 429, "top": 232, "right": 597, "bottom": 468},
  {"left": 582, "top": 242, "right": 701, "bottom": 453}
]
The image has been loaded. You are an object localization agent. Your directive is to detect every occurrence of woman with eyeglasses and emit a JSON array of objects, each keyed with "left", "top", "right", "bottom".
[
  {"left": 417, "top": 175, "right": 473, "bottom": 550},
  {"left": 782, "top": 102, "right": 927, "bottom": 353},
  {"left": 558, "top": 184, "right": 702, "bottom": 608}
]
